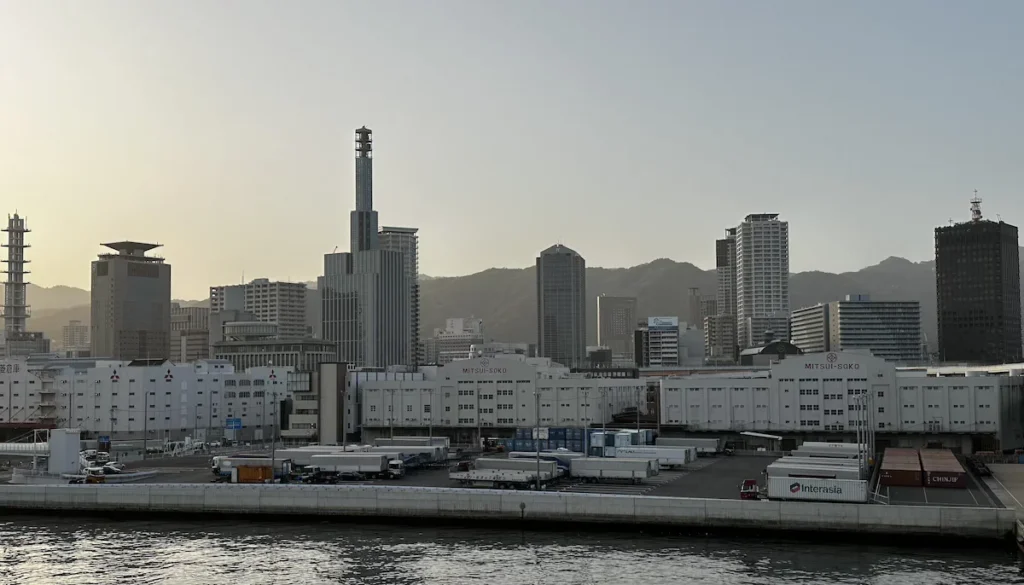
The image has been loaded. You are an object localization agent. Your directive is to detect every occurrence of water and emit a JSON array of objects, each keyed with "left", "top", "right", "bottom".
[{"left": 0, "top": 516, "right": 1021, "bottom": 585}]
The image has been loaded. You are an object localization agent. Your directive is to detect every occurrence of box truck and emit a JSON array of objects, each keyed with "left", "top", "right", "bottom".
[
  {"left": 614, "top": 446, "right": 695, "bottom": 468},
  {"left": 569, "top": 458, "right": 656, "bottom": 484},
  {"left": 656, "top": 437, "right": 721, "bottom": 455}
]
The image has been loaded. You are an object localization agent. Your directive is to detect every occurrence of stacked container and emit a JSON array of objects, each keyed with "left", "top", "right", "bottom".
[
  {"left": 879, "top": 448, "right": 923, "bottom": 487},
  {"left": 919, "top": 448, "right": 967, "bottom": 489}
]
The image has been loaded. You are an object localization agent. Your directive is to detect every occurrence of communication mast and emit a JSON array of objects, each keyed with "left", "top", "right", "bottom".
[{"left": 970, "top": 189, "right": 983, "bottom": 222}]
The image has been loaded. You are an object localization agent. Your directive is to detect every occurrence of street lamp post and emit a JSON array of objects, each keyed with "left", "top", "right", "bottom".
[{"left": 534, "top": 386, "right": 541, "bottom": 491}]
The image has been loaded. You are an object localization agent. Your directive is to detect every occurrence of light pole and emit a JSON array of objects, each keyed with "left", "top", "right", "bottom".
[
  {"left": 428, "top": 387, "right": 434, "bottom": 441},
  {"left": 581, "top": 388, "right": 589, "bottom": 458},
  {"left": 534, "top": 385, "right": 541, "bottom": 491}
]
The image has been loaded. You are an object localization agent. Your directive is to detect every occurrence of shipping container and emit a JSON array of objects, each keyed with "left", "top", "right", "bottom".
[
  {"left": 234, "top": 465, "right": 273, "bottom": 483},
  {"left": 879, "top": 448, "right": 923, "bottom": 487},
  {"left": 569, "top": 440, "right": 583, "bottom": 452},
  {"left": 570, "top": 457, "right": 657, "bottom": 482},
  {"left": 924, "top": 470, "right": 967, "bottom": 488},
  {"left": 918, "top": 449, "right": 966, "bottom": 489},
  {"left": 378, "top": 436, "right": 451, "bottom": 448},
  {"left": 791, "top": 447, "right": 860, "bottom": 459},
  {"left": 766, "top": 476, "right": 868, "bottom": 502}
]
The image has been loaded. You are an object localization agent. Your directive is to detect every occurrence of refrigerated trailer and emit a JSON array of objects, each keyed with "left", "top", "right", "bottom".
[
  {"left": 766, "top": 477, "right": 868, "bottom": 503},
  {"left": 570, "top": 458, "right": 657, "bottom": 483},
  {"left": 656, "top": 437, "right": 720, "bottom": 454},
  {"left": 380, "top": 436, "right": 451, "bottom": 448},
  {"left": 766, "top": 462, "right": 862, "bottom": 481},
  {"left": 474, "top": 458, "right": 560, "bottom": 476},
  {"left": 212, "top": 456, "right": 292, "bottom": 479},
  {"left": 449, "top": 468, "right": 555, "bottom": 489},
  {"left": 366, "top": 445, "right": 446, "bottom": 464},
  {"left": 275, "top": 447, "right": 367, "bottom": 467},
  {"left": 614, "top": 446, "right": 696, "bottom": 468},
  {"left": 791, "top": 446, "right": 861, "bottom": 459},
  {"left": 308, "top": 454, "right": 404, "bottom": 479},
  {"left": 372, "top": 439, "right": 449, "bottom": 461}
]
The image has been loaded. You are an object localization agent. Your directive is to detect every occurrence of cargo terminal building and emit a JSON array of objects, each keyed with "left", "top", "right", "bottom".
[
  {"left": 359, "top": 356, "right": 648, "bottom": 444},
  {"left": 659, "top": 351, "right": 1024, "bottom": 453}
]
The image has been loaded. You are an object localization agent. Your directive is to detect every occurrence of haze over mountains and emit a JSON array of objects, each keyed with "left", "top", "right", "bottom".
[{"left": 4, "top": 253, "right": 963, "bottom": 352}]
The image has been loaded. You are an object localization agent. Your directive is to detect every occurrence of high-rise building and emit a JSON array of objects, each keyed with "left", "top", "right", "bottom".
[
  {"left": 935, "top": 197, "right": 1022, "bottom": 364},
  {"left": 634, "top": 316, "right": 680, "bottom": 367},
  {"left": 536, "top": 244, "right": 586, "bottom": 368},
  {"left": 171, "top": 303, "right": 211, "bottom": 362},
  {"left": 2, "top": 213, "right": 50, "bottom": 357},
  {"left": 790, "top": 295, "right": 923, "bottom": 362},
  {"left": 210, "top": 279, "right": 308, "bottom": 339},
  {"left": 379, "top": 226, "right": 420, "bottom": 365},
  {"left": 705, "top": 228, "right": 738, "bottom": 362},
  {"left": 90, "top": 241, "right": 171, "bottom": 360},
  {"left": 596, "top": 295, "right": 637, "bottom": 364},
  {"left": 423, "top": 317, "right": 485, "bottom": 364},
  {"left": 62, "top": 320, "right": 90, "bottom": 351},
  {"left": 321, "top": 127, "right": 409, "bottom": 368},
  {"left": 735, "top": 214, "right": 790, "bottom": 348}
]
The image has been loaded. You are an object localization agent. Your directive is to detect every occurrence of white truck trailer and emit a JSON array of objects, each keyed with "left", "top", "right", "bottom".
[
  {"left": 614, "top": 446, "right": 696, "bottom": 468},
  {"left": 570, "top": 458, "right": 657, "bottom": 484},
  {"left": 449, "top": 468, "right": 555, "bottom": 489},
  {"left": 792, "top": 446, "right": 861, "bottom": 459},
  {"left": 377, "top": 436, "right": 450, "bottom": 448},
  {"left": 766, "top": 462, "right": 862, "bottom": 481},
  {"left": 656, "top": 437, "right": 721, "bottom": 455},
  {"left": 474, "top": 458, "right": 560, "bottom": 476},
  {"left": 366, "top": 445, "right": 447, "bottom": 464},
  {"left": 212, "top": 456, "right": 292, "bottom": 479},
  {"left": 275, "top": 447, "right": 359, "bottom": 467},
  {"left": 308, "top": 454, "right": 404, "bottom": 479}
]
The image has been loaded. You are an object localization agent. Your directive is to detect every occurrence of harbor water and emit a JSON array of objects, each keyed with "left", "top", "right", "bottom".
[{"left": 0, "top": 516, "right": 1021, "bottom": 585}]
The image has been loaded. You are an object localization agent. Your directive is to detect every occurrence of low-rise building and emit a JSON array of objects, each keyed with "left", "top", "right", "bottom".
[
  {"left": 423, "top": 317, "right": 484, "bottom": 365},
  {"left": 0, "top": 356, "right": 290, "bottom": 443},
  {"left": 660, "top": 350, "right": 1024, "bottom": 452},
  {"left": 360, "top": 356, "right": 647, "bottom": 444}
]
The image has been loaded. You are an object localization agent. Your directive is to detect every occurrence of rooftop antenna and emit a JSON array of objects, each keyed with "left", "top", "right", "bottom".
[{"left": 970, "top": 190, "right": 983, "bottom": 222}]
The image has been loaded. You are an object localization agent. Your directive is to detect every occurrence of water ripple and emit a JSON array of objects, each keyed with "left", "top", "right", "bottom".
[{"left": 0, "top": 517, "right": 1020, "bottom": 585}]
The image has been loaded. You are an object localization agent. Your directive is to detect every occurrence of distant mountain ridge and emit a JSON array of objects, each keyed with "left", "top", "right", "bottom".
[{"left": 6, "top": 254, "right": 996, "bottom": 351}]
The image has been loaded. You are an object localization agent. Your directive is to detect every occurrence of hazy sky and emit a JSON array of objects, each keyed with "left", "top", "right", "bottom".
[{"left": 2, "top": 1, "right": 1023, "bottom": 299}]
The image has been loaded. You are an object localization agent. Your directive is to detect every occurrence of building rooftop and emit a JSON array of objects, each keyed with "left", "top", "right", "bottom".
[
  {"left": 99, "top": 241, "right": 164, "bottom": 260},
  {"left": 379, "top": 226, "right": 419, "bottom": 234}
]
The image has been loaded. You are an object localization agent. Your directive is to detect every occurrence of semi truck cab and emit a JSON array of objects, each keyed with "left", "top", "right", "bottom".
[{"left": 387, "top": 459, "right": 405, "bottom": 479}]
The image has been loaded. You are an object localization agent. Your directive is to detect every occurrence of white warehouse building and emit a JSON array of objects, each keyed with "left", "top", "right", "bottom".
[
  {"left": 360, "top": 356, "right": 648, "bottom": 444},
  {"left": 0, "top": 357, "right": 291, "bottom": 443},
  {"left": 660, "top": 351, "right": 1024, "bottom": 453}
]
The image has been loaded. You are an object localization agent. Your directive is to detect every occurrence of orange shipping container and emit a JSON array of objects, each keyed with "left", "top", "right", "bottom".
[{"left": 236, "top": 465, "right": 273, "bottom": 483}]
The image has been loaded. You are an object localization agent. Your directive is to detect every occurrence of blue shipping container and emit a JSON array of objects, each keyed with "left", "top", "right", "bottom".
[
  {"left": 571, "top": 428, "right": 583, "bottom": 441},
  {"left": 569, "top": 440, "right": 583, "bottom": 452}
]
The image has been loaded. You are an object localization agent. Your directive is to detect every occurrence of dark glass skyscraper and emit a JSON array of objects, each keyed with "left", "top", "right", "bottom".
[
  {"left": 536, "top": 245, "right": 586, "bottom": 368},
  {"left": 935, "top": 200, "right": 1021, "bottom": 364}
]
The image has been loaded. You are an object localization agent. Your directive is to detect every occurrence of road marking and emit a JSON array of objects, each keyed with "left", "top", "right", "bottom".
[
  {"left": 967, "top": 484, "right": 980, "bottom": 507},
  {"left": 991, "top": 475, "right": 1023, "bottom": 509},
  {"left": 922, "top": 487, "right": 928, "bottom": 504}
]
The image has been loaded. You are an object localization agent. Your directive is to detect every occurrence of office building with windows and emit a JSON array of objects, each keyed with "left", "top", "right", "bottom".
[{"left": 536, "top": 244, "right": 586, "bottom": 368}]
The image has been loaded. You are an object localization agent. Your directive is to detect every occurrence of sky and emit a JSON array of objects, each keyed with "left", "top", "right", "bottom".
[{"left": 2, "top": 1, "right": 1023, "bottom": 299}]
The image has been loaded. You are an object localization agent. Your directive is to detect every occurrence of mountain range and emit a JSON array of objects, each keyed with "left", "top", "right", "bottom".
[{"left": 2, "top": 254, "right": 953, "bottom": 350}]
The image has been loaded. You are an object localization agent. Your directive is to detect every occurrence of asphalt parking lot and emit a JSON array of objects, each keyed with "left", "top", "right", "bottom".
[
  {"left": 646, "top": 455, "right": 778, "bottom": 499},
  {"left": 882, "top": 473, "right": 1001, "bottom": 508}
]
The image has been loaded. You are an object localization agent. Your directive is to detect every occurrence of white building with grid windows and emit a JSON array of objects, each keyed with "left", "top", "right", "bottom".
[
  {"left": 659, "top": 351, "right": 1024, "bottom": 452},
  {"left": 734, "top": 213, "right": 790, "bottom": 349}
]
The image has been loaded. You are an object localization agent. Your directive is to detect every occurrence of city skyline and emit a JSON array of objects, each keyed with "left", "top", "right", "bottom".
[{"left": 5, "top": 2, "right": 1024, "bottom": 298}]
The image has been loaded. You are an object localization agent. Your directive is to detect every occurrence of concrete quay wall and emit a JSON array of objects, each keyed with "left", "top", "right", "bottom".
[{"left": 0, "top": 484, "right": 1013, "bottom": 541}]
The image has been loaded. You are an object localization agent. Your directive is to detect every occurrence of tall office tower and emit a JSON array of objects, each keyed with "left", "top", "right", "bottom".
[
  {"left": 321, "top": 127, "right": 409, "bottom": 368},
  {"left": 90, "top": 242, "right": 171, "bottom": 360},
  {"left": 935, "top": 197, "right": 1021, "bottom": 364},
  {"left": 634, "top": 316, "right": 681, "bottom": 367},
  {"left": 536, "top": 244, "right": 586, "bottom": 368},
  {"left": 210, "top": 279, "right": 308, "bottom": 338},
  {"left": 735, "top": 214, "right": 790, "bottom": 348},
  {"left": 705, "top": 228, "right": 738, "bottom": 362},
  {"left": 596, "top": 295, "right": 637, "bottom": 364},
  {"left": 379, "top": 226, "right": 420, "bottom": 365},
  {"left": 351, "top": 126, "right": 379, "bottom": 253},
  {"left": 2, "top": 214, "right": 50, "bottom": 356}
]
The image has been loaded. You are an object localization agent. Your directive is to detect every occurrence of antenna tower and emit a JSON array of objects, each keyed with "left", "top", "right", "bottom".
[
  {"left": 2, "top": 214, "right": 31, "bottom": 335},
  {"left": 970, "top": 189, "right": 983, "bottom": 222}
]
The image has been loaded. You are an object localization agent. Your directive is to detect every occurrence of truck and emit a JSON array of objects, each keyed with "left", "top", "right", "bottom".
[
  {"left": 449, "top": 458, "right": 559, "bottom": 489},
  {"left": 766, "top": 476, "right": 868, "bottom": 503},
  {"left": 308, "top": 454, "right": 405, "bottom": 479},
  {"left": 569, "top": 457, "right": 656, "bottom": 484},
  {"left": 449, "top": 468, "right": 554, "bottom": 489},
  {"left": 766, "top": 462, "right": 862, "bottom": 481},
  {"left": 656, "top": 437, "right": 721, "bottom": 455},
  {"left": 614, "top": 446, "right": 696, "bottom": 468},
  {"left": 381, "top": 436, "right": 450, "bottom": 448},
  {"left": 212, "top": 456, "right": 292, "bottom": 480},
  {"left": 275, "top": 447, "right": 367, "bottom": 467}
]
